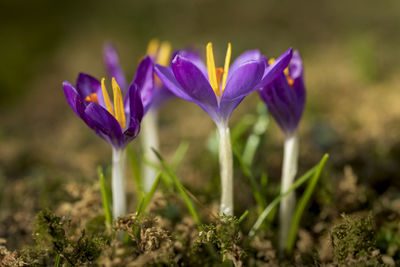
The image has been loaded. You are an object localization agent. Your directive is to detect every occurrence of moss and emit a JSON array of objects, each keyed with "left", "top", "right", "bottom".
[
  {"left": 331, "top": 214, "right": 384, "bottom": 266},
  {"left": 194, "top": 216, "right": 245, "bottom": 266},
  {"left": 26, "top": 209, "right": 107, "bottom": 266}
]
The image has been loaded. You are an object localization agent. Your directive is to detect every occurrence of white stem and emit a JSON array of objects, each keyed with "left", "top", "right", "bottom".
[
  {"left": 141, "top": 109, "right": 160, "bottom": 192},
  {"left": 218, "top": 125, "right": 234, "bottom": 216},
  {"left": 112, "top": 148, "right": 127, "bottom": 220},
  {"left": 279, "top": 133, "right": 299, "bottom": 253}
]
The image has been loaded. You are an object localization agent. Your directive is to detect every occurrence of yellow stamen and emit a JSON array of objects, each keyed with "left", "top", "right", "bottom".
[
  {"left": 147, "top": 39, "right": 159, "bottom": 56},
  {"left": 157, "top": 41, "right": 172, "bottom": 66},
  {"left": 85, "top": 93, "right": 99, "bottom": 104},
  {"left": 268, "top": 58, "right": 276, "bottom": 66},
  {"left": 111, "top": 78, "right": 126, "bottom": 129},
  {"left": 206, "top": 42, "right": 219, "bottom": 97},
  {"left": 101, "top": 78, "right": 114, "bottom": 116},
  {"left": 284, "top": 67, "right": 290, "bottom": 76},
  {"left": 221, "top": 43, "right": 231, "bottom": 92}
]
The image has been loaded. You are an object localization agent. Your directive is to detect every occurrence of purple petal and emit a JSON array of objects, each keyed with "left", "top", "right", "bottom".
[
  {"left": 154, "top": 64, "right": 193, "bottom": 101},
  {"left": 76, "top": 73, "right": 100, "bottom": 98},
  {"left": 123, "top": 83, "right": 143, "bottom": 144},
  {"left": 218, "top": 59, "right": 265, "bottom": 122},
  {"left": 129, "top": 83, "right": 144, "bottom": 124},
  {"left": 289, "top": 50, "right": 303, "bottom": 79},
  {"left": 63, "top": 81, "right": 87, "bottom": 122},
  {"left": 133, "top": 56, "right": 154, "bottom": 113},
  {"left": 258, "top": 48, "right": 293, "bottom": 88},
  {"left": 103, "top": 43, "right": 127, "bottom": 91},
  {"left": 228, "top": 50, "right": 262, "bottom": 79},
  {"left": 172, "top": 50, "right": 208, "bottom": 77},
  {"left": 171, "top": 55, "right": 220, "bottom": 120},
  {"left": 84, "top": 103, "right": 125, "bottom": 148},
  {"left": 222, "top": 60, "right": 265, "bottom": 101},
  {"left": 76, "top": 73, "right": 106, "bottom": 107}
]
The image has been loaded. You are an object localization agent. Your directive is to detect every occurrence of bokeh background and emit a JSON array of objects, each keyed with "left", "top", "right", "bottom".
[{"left": 1, "top": 0, "right": 400, "bottom": 250}]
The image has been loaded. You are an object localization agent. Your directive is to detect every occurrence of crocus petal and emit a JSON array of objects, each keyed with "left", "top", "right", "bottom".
[
  {"left": 63, "top": 81, "right": 87, "bottom": 122},
  {"left": 103, "top": 43, "right": 127, "bottom": 91},
  {"left": 217, "top": 60, "right": 264, "bottom": 123},
  {"left": 133, "top": 56, "right": 154, "bottom": 113},
  {"left": 221, "top": 60, "right": 265, "bottom": 101},
  {"left": 258, "top": 48, "right": 293, "bottom": 88},
  {"left": 84, "top": 103, "right": 124, "bottom": 148},
  {"left": 128, "top": 82, "right": 144, "bottom": 124},
  {"left": 289, "top": 51, "right": 303, "bottom": 79},
  {"left": 76, "top": 73, "right": 106, "bottom": 107},
  {"left": 122, "top": 83, "right": 143, "bottom": 143},
  {"left": 154, "top": 64, "right": 192, "bottom": 101},
  {"left": 76, "top": 73, "right": 100, "bottom": 98},
  {"left": 171, "top": 55, "right": 219, "bottom": 119},
  {"left": 172, "top": 50, "right": 208, "bottom": 77},
  {"left": 228, "top": 50, "right": 261, "bottom": 79}
]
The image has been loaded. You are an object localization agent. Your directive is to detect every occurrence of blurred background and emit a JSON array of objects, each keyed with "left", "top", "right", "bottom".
[{"left": 1, "top": 0, "right": 400, "bottom": 249}]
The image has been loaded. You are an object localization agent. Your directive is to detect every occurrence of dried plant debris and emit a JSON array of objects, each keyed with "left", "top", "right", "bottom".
[
  {"left": 330, "top": 214, "right": 385, "bottom": 266},
  {"left": 114, "top": 213, "right": 175, "bottom": 265},
  {"left": 0, "top": 239, "right": 25, "bottom": 267}
]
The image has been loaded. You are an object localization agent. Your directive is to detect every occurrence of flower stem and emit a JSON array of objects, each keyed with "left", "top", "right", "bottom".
[
  {"left": 112, "top": 148, "right": 127, "bottom": 220},
  {"left": 218, "top": 125, "right": 234, "bottom": 216},
  {"left": 141, "top": 109, "right": 160, "bottom": 193},
  {"left": 279, "top": 133, "right": 299, "bottom": 254}
]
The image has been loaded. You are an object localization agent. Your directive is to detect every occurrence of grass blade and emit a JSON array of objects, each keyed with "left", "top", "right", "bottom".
[
  {"left": 285, "top": 154, "right": 329, "bottom": 253},
  {"left": 141, "top": 173, "right": 161, "bottom": 214},
  {"left": 127, "top": 146, "right": 143, "bottom": 195},
  {"left": 242, "top": 104, "right": 269, "bottom": 166},
  {"left": 233, "top": 147, "right": 265, "bottom": 212},
  {"left": 238, "top": 210, "right": 249, "bottom": 224},
  {"left": 170, "top": 141, "right": 189, "bottom": 170},
  {"left": 98, "top": 166, "right": 112, "bottom": 226},
  {"left": 152, "top": 148, "right": 201, "bottom": 225},
  {"left": 248, "top": 154, "right": 329, "bottom": 238},
  {"left": 54, "top": 254, "right": 61, "bottom": 267}
]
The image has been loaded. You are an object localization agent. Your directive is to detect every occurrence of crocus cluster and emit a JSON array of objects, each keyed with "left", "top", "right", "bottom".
[{"left": 62, "top": 41, "right": 306, "bottom": 248}]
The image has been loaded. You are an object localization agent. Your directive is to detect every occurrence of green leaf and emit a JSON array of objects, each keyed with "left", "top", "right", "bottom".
[
  {"left": 54, "top": 254, "right": 61, "bottom": 267},
  {"left": 248, "top": 154, "right": 329, "bottom": 238},
  {"left": 97, "top": 166, "right": 112, "bottom": 226},
  {"left": 233, "top": 147, "right": 265, "bottom": 212},
  {"left": 127, "top": 146, "right": 143, "bottom": 195},
  {"left": 140, "top": 173, "right": 161, "bottom": 215},
  {"left": 152, "top": 148, "right": 201, "bottom": 225},
  {"left": 285, "top": 154, "right": 329, "bottom": 253}
]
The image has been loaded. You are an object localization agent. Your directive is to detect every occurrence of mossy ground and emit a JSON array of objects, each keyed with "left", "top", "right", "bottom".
[{"left": 1, "top": 0, "right": 400, "bottom": 265}]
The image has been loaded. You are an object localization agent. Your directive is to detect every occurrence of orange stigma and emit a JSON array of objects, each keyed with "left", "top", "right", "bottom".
[
  {"left": 85, "top": 93, "right": 99, "bottom": 104},
  {"left": 269, "top": 58, "right": 294, "bottom": 87}
]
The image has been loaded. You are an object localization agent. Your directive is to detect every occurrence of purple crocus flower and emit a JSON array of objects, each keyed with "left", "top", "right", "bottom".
[
  {"left": 154, "top": 42, "right": 293, "bottom": 216},
  {"left": 62, "top": 74, "right": 144, "bottom": 150},
  {"left": 154, "top": 43, "right": 293, "bottom": 127},
  {"left": 103, "top": 41, "right": 174, "bottom": 114},
  {"left": 258, "top": 51, "right": 306, "bottom": 252},
  {"left": 258, "top": 51, "right": 306, "bottom": 136}
]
